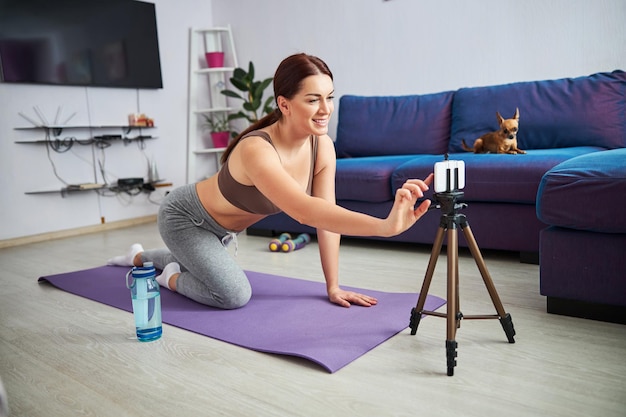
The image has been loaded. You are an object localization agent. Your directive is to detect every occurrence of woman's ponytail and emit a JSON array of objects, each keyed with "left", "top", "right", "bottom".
[{"left": 220, "top": 109, "right": 281, "bottom": 164}]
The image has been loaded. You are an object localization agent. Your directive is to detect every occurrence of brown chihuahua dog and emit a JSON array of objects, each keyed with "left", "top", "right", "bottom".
[{"left": 462, "top": 108, "right": 525, "bottom": 154}]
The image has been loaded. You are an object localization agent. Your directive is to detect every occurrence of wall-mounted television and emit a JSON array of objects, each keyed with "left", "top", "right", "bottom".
[{"left": 0, "top": 0, "right": 163, "bottom": 89}]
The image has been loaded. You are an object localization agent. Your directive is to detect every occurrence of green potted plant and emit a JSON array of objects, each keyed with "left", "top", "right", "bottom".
[
  {"left": 202, "top": 113, "right": 230, "bottom": 148},
  {"left": 221, "top": 61, "right": 275, "bottom": 134}
]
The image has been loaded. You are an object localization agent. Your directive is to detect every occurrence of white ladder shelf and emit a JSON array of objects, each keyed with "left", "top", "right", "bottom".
[{"left": 186, "top": 25, "right": 238, "bottom": 184}]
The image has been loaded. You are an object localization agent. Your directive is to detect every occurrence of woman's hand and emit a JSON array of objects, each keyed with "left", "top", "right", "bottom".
[
  {"left": 328, "top": 287, "right": 378, "bottom": 308},
  {"left": 383, "top": 174, "right": 433, "bottom": 237}
]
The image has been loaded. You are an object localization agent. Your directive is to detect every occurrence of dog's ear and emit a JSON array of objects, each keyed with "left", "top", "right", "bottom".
[
  {"left": 513, "top": 107, "right": 520, "bottom": 121},
  {"left": 496, "top": 111, "right": 504, "bottom": 124}
]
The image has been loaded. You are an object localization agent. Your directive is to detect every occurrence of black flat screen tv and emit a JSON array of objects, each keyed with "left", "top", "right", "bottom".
[{"left": 0, "top": 0, "right": 163, "bottom": 89}]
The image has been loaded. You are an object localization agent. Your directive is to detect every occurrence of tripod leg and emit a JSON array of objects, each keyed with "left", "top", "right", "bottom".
[
  {"left": 462, "top": 224, "right": 516, "bottom": 343},
  {"left": 410, "top": 226, "right": 445, "bottom": 335},
  {"left": 446, "top": 340, "right": 458, "bottom": 377},
  {"left": 455, "top": 244, "right": 461, "bottom": 329},
  {"left": 446, "top": 227, "right": 459, "bottom": 376}
]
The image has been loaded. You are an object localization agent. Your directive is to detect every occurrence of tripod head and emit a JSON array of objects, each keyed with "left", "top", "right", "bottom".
[{"left": 431, "top": 190, "right": 467, "bottom": 216}]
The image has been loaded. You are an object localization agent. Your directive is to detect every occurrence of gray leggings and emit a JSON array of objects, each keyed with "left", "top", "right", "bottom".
[{"left": 141, "top": 184, "right": 252, "bottom": 309}]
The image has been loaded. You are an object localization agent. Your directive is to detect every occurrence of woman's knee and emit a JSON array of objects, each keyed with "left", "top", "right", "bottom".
[{"left": 218, "top": 285, "right": 252, "bottom": 309}]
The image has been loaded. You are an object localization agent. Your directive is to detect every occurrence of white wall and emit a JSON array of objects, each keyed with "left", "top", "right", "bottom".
[
  {"left": 212, "top": 0, "right": 626, "bottom": 137},
  {"left": 0, "top": 0, "right": 213, "bottom": 241},
  {"left": 1, "top": 0, "right": 625, "bottom": 241}
]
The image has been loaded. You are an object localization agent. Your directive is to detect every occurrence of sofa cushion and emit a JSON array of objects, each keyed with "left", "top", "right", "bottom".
[
  {"left": 448, "top": 70, "right": 626, "bottom": 152},
  {"left": 536, "top": 148, "right": 626, "bottom": 233},
  {"left": 335, "top": 155, "right": 418, "bottom": 202},
  {"left": 335, "top": 91, "right": 454, "bottom": 157},
  {"left": 391, "top": 147, "right": 602, "bottom": 204}
]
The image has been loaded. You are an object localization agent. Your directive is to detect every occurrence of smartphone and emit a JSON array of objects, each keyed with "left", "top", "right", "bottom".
[{"left": 434, "top": 159, "right": 465, "bottom": 193}]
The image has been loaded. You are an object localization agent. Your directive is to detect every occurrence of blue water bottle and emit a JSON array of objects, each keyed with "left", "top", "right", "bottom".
[{"left": 126, "top": 262, "right": 162, "bottom": 342}]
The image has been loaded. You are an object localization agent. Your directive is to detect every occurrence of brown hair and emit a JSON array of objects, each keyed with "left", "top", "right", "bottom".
[{"left": 220, "top": 53, "right": 333, "bottom": 163}]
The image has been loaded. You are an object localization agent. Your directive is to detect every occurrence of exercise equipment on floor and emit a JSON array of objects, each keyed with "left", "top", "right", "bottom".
[
  {"left": 267, "top": 233, "right": 311, "bottom": 252},
  {"left": 268, "top": 233, "right": 291, "bottom": 252}
]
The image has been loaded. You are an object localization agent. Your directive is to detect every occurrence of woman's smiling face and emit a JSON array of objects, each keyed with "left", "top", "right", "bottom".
[{"left": 284, "top": 74, "right": 335, "bottom": 137}]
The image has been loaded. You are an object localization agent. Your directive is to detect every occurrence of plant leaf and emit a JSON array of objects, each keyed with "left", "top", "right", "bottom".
[
  {"left": 228, "top": 111, "right": 247, "bottom": 121},
  {"left": 252, "top": 82, "right": 267, "bottom": 101},
  {"left": 259, "top": 77, "right": 273, "bottom": 90},
  {"left": 262, "top": 96, "right": 275, "bottom": 114},
  {"left": 230, "top": 78, "right": 249, "bottom": 92},
  {"left": 243, "top": 102, "right": 260, "bottom": 112},
  {"left": 248, "top": 61, "right": 255, "bottom": 80},
  {"left": 232, "top": 67, "right": 246, "bottom": 80},
  {"left": 221, "top": 89, "right": 243, "bottom": 100}
]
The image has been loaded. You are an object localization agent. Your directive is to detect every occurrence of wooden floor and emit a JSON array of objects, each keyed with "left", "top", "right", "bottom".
[{"left": 1, "top": 222, "right": 624, "bottom": 417}]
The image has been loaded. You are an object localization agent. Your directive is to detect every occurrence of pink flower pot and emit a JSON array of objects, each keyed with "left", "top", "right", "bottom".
[
  {"left": 211, "top": 131, "right": 230, "bottom": 148},
  {"left": 205, "top": 52, "right": 225, "bottom": 68}
]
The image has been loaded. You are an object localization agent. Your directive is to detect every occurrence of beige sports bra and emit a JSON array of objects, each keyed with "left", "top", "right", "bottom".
[{"left": 217, "top": 130, "right": 318, "bottom": 215}]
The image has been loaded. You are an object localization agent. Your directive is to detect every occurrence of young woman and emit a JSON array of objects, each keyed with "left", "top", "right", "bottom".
[{"left": 108, "top": 53, "right": 432, "bottom": 309}]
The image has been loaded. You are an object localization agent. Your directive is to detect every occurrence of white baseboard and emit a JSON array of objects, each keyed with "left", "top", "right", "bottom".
[{"left": 0, "top": 215, "right": 157, "bottom": 249}]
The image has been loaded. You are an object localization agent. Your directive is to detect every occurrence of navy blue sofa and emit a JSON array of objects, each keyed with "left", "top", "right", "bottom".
[{"left": 248, "top": 70, "right": 626, "bottom": 321}]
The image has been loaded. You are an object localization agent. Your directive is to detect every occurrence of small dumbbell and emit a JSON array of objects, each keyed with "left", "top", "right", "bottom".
[
  {"left": 281, "top": 233, "right": 311, "bottom": 252},
  {"left": 268, "top": 233, "right": 291, "bottom": 252}
]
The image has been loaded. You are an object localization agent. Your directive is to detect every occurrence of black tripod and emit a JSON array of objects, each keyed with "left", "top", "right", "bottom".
[{"left": 409, "top": 190, "right": 516, "bottom": 376}]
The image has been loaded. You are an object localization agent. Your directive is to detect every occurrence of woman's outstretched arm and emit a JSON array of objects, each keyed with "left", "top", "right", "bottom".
[{"left": 240, "top": 136, "right": 432, "bottom": 237}]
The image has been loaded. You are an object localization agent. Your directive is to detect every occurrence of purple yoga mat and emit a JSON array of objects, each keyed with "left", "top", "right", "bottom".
[{"left": 39, "top": 266, "right": 445, "bottom": 373}]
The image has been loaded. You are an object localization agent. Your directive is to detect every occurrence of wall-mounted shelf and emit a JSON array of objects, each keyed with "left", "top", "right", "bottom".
[
  {"left": 15, "top": 125, "right": 155, "bottom": 136},
  {"left": 15, "top": 125, "right": 155, "bottom": 143},
  {"left": 15, "top": 135, "right": 156, "bottom": 145},
  {"left": 25, "top": 181, "right": 172, "bottom": 197},
  {"left": 15, "top": 125, "right": 155, "bottom": 130},
  {"left": 15, "top": 124, "right": 162, "bottom": 195}
]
